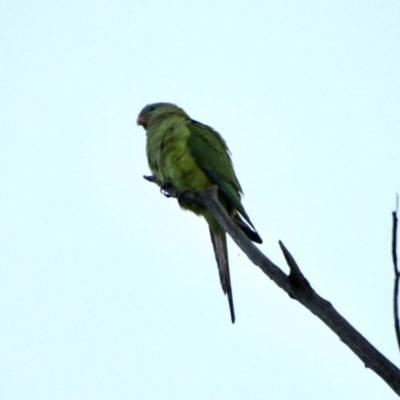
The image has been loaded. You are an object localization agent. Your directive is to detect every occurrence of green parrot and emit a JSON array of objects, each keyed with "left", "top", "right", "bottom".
[{"left": 137, "top": 103, "right": 262, "bottom": 323}]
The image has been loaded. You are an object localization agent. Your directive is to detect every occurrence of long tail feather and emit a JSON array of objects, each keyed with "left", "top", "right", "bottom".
[{"left": 209, "top": 229, "right": 235, "bottom": 323}]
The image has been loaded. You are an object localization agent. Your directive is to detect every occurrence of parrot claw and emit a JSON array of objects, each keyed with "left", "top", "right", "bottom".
[{"left": 160, "top": 183, "right": 173, "bottom": 198}]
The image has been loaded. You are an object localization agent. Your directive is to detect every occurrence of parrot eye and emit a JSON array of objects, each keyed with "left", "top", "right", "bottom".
[{"left": 146, "top": 105, "right": 156, "bottom": 112}]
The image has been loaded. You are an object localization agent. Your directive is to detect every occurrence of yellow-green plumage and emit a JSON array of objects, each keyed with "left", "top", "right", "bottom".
[{"left": 137, "top": 102, "right": 262, "bottom": 323}]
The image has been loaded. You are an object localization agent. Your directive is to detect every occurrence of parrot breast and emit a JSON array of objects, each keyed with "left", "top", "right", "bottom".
[{"left": 146, "top": 116, "right": 212, "bottom": 214}]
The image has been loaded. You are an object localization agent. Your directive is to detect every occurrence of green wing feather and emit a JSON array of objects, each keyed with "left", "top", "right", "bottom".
[{"left": 187, "top": 120, "right": 262, "bottom": 243}]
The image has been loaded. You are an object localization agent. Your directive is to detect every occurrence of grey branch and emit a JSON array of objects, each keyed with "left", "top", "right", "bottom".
[
  {"left": 393, "top": 194, "right": 400, "bottom": 353},
  {"left": 144, "top": 175, "right": 400, "bottom": 396}
]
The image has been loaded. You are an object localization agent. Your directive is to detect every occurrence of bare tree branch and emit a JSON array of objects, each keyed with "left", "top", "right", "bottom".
[
  {"left": 144, "top": 175, "right": 400, "bottom": 396},
  {"left": 393, "top": 194, "right": 400, "bottom": 352}
]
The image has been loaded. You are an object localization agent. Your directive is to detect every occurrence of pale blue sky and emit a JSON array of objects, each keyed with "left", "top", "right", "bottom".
[{"left": 1, "top": 1, "right": 400, "bottom": 399}]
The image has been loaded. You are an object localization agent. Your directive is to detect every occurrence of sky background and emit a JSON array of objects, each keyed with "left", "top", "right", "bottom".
[{"left": 1, "top": 1, "right": 400, "bottom": 399}]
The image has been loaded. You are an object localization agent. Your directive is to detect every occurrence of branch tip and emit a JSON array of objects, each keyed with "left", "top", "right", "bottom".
[
  {"left": 392, "top": 194, "right": 400, "bottom": 353},
  {"left": 279, "top": 240, "right": 310, "bottom": 289},
  {"left": 143, "top": 174, "right": 156, "bottom": 182}
]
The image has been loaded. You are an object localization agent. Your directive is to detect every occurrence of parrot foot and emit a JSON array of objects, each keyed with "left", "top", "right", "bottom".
[
  {"left": 160, "top": 183, "right": 173, "bottom": 198},
  {"left": 176, "top": 188, "right": 191, "bottom": 205}
]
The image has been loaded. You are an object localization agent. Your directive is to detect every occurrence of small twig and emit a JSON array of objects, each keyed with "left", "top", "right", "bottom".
[
  {"left": 393, "top": 194, "right": 400, "bottom": 352},
  {"left": 278, "top": 240, "right": 311, "bottom": 290}
]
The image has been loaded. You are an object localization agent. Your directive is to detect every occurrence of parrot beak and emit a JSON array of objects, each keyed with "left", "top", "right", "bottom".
[{"left": 136, "top": 114, "right": 147, "bottom": 129}]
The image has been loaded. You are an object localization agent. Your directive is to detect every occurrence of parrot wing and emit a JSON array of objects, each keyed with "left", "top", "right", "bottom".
[{"left": 187, "top": 120, "right": 262, "bottom": 244}]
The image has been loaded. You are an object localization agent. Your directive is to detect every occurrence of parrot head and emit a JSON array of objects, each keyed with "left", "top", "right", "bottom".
[{"left": 136, "top": 102, "right": 189, "bottom": 130}]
